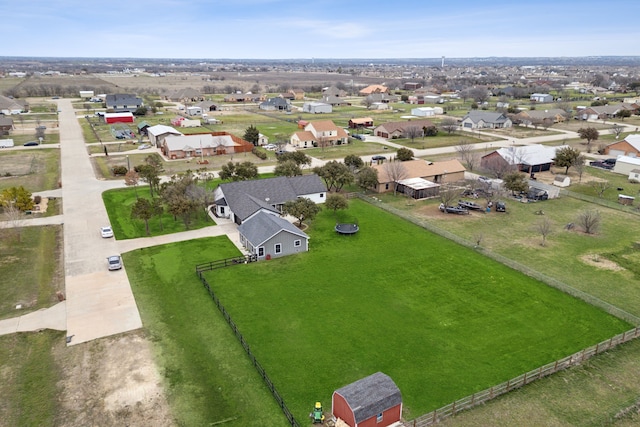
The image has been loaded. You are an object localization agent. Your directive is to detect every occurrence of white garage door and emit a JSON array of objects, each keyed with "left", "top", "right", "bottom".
[{"left": 609, "top": 150, "right": 626, "bottom": 157}]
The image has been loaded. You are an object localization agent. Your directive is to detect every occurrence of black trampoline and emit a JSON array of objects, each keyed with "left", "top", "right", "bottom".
[{"left": 335, "top": 222, "right": 359, "bottom": 235}]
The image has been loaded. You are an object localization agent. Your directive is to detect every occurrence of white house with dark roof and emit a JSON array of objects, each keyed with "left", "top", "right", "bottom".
[
  {"left": 461, "top": 111, "right": 512, "bottom": 129},
  {"left": 212, "top": 175, "right": 327, "bottom": 225},
  {"left": 238, "top": 212, "right": 309, "bottom": 260}
]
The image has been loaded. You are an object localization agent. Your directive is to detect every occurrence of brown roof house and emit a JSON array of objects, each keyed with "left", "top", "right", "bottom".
[
  {"left": 371, "top": 159, "right": 465, "bottom": 198},
  {"left": 604, "top": 134, "right": 640, "bottom": 157},
  {"left": 349, "top": 117, "right": 374, "bottom": 129},
  {"left": 162, "top": 132, "right": 253, "bottom": 159},
  {"left": 373, "top": 119, "right": 435, "bottom": 139},
  {"left": 359, "top": 84, "right": 389, "bottom": 95},
  {"left": 291, "top": 120, "right": 349, "bottom": 148}
]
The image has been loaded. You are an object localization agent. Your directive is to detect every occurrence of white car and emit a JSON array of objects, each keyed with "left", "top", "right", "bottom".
[
  {"left": 107, "top": 255, "right": 122, "bottom": 271},
  {"left": 100, "top": 226, "right": 114, "bottom": 238},
  {"left": 138, "top": 144, "right": 151, "bottom": 150}
]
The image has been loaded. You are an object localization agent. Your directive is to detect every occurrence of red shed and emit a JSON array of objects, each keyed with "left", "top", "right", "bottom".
[
  {"left": 332, "top": 372, "right": 402, "bottom": 427},
  {"left": 103, "top": 112, "right": 134, "bottom": 124}
]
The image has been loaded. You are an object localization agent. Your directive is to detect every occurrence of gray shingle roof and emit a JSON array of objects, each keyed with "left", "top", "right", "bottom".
[
  {"left": 238, "top": 211, "right": 308, "bottom": 247},
  {"left": 464, "top": 111, "right": 509, "bottom": 124},
  {"left": 334, "top": 372, "right": 402, "bottom": 423},
  {"left": 218, "top": 175, "right": 326, "bottom": 222}
]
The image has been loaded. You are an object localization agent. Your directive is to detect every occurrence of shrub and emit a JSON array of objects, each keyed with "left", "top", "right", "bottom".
[
  {"left": 112, "top": 165, "right": 128, "bottom": 176},
  {"left": 252, "top": 147, "right": 267, "bottom": 160},
  {"left": 33, "top": 195, "right": 42, "bottom": 204}
]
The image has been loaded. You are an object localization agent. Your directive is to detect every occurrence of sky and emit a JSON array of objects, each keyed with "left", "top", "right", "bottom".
[{"left": 2, "top": 0, "right": 639, "bottom": 59}]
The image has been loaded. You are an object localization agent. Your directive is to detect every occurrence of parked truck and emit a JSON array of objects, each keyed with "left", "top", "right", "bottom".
[{"left": 0, "top": 139, "right": 15, "bottom": 148}]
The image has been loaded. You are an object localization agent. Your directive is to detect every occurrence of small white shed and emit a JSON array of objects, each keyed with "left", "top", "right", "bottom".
[
  {"left": 553, "top": 175, "right": 570, "bottom": 187},
  {"left": 186, "top": 106, "right": 203, "bottom": 116}
]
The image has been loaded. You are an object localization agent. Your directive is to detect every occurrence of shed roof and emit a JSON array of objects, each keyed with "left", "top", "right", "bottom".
[
  {"left": 147, "top": 125, "right": 183, "bottom": 137},
  {"left": 492, "top": 144, "right": 568, "bottom": 166},
  {"left": 334, "top": 372, "right": 401, "bottom": 423}
]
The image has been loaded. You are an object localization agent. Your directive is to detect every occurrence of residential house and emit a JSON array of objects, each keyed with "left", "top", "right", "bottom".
[
  {"left": 279, "top": 92, "right": 295, "bottom": 101},
  {"left": 332, "top": 372, "right": 402, "bottom": 427},
  {"left": 260, "top": 97, "right": 290, "bottom": 111},
  {"left": 365, "top": 93, "right": 398, "bottom": 104},
  {"left": 105, "top": 94, "right": 143, "bottom": 113},
  {"left": 321, "top": 95, "right": 350, "bottom": 106},
  {"left": 373, "top": 119, "right": 435, "bottom": 139},
  {"left": 461, "top": 111, "right": 512, "bottom": 129},
  {"left": 162, "top": 132, "right": 253, "bottom": 159},
  {"left": 515, "top": 108, "right": 568, "bottom": 125},
  {"left": 322, "top": 86, "right": 348, "bottom": 98},
  {"left": 238, "top": 211, "right": 309, "bottom": 260},
  {"left": 0, "top": 95, "right": 28, "bottom": 115},
  {"left": 223, "top": 93, "right": 264, "bottom": 103},
  {"left": 289, "top": 89, "right": 305, "bottom": 100},
  {"left": 0, "top": 117, "right": 14, "bottom": 132},
  {"left": 291, "top": 120, "right": 348, "bottom": 148},
  {"left": 212, "top": 175, "right": 327, "bottom": 225},
  {"left": 359, "top": 84, "right": 388, "bottom": 95},
  {"left": 577, "top": 104, "right": 631, "bottom": 120},
  {"left": 146, "top": 124, "right": 183, "bottom": 148},
  {"left": 302, "top": 102, "right": 332, "bottom": 114},
  {"left": 371, "top": 159, "right": 465, "bottom": 195},
  {"left": 605, "top": 134, "right": 640, "bottom": 157},
  {"left": 408, "top": 93, "right": 443, "bottom": 104},
  {"left": 195, "top": 100, "right": 219, "bottom": 112},
  {"left": 530, "top": 93, "right": 554, "bottom": 103},
  {"left": 480, "top": 144, "right": 568, "bottom": 174},
  {"left": 165, "top": 88, "right": 203, "bottom": 103},
  {"left": 348, "top": 117, "right": 374, "bottom": 129}
]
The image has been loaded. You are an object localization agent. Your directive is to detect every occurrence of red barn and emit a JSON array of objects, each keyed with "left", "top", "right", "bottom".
[
  {"left": 103, "top": 112, "right": 134, "bottom": 124},
  {"left": 332, "top": 372, "right": 402, "bottom": 427}
]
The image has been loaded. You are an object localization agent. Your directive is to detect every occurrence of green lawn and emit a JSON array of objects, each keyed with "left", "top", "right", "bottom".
[
  {"left": 0, "top": 225, "right": 62, "bottom": 320},
  {"left": 102, "top": 187, "right": 216, "bottom": 239},
  {"left": 0, "top": 331, "right": 62, "bottom": 427},
  {"left": 123, "top": 237, "right": 288, "bottom": 427},
  {"left": 0, "top": 149, "right": 61, "bottom": 192},
  {"left": 199, "top": 200, "right": 629, "bottom": 422}
]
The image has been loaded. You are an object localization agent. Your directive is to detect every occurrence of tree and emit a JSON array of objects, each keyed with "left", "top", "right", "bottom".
[
  {"left": 124, "top": 169, "right": 141, "bottom": 198},
  {"left": 404, "top": 126, "right": 422, "bottom": 143},
  {"left": 131, "top": 197, "right": 153, "bottom": 236},
  {"left": 0, "top": 186, "right": 34, "bottom": 211},
  {"left": 577, "top": 127, "right": 599, "bottom": 153},
  {"left": 616, "top": 109, "right": 632, "bottom": 120},
  {"left": 440, "top": 117, "right": 458, "bottom": 134},
  {"left": 2, "top": 204, "right": 25, "bottom": 242},
  {"left": 611, "top": 123, "right": 624, "bottom": 138},
  {"left": 577, "top": 209, "right": 601, "bottom": 234},
  {"left": 553, "top": 146, "right": 582, "bottom": 174},
  {"left": 136, "top": 155, "right": 164, "bottom": 197},
  {"left": 219, "top": 161, "right": 258, "bottom": 181},
  {"left": 282, "top": 198, "right": 321, "bottom": 227},
  {"left": 313, "top": 161, "right": 354, "bottom": 192},
  {"left": 361, "top": 97, "right": 374, "bottom": 109},
  {"left": 134, "top": 106, "right": 148, "bottom": 116},
  {"left": 344, "top": 154, "right": 364, "bottom": 171},
  {"left": 356, "top": 166, "right": 378, "bottom": 191},
  {"left": 325, "top": 193, "right": 348, "bottom": 215},
  {"left": 396, "top": 147, "right": 414, "bottom": 161},
  {"left": 274, "top": 160, "right": 302, "bottom": 177},
  {"left": 277, "top": 151, "right": 311, "bottom": 168},
  {"left": 534, "top": 217, "right": 553, "bottom": 247},
  {"left": 589, "top": 180, "right": 611, "bottom": 198},
  {"left": 456, "top": 140, "right": 479, "bottom": 171},
  {"left": 160, "top": 173, "right": 202, "bottom": 229},
  {"left": 469, "top": 87, "right": 490, "bottom": 104},
  {"left": 503, "top": 171, "right": 529, "bottom": 194},
  {"left": 243, "top": 124, "right": 260, "bottom": 146},
  {"left": 574, "top": 155, "right": 587, "bottom": 183},
  {"left": 423, "top": 126, "right": 438, "bottom": 137},
  {"left": 438, "top": 184, "right": 460, "bottom": 207},
  {"left": 383, "top": 161, "right": 408, "bottom": 196}
]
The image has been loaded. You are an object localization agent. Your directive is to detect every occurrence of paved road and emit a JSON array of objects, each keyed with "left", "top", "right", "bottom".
[{"left": 57, "top": 99, "right": 142, "bottom": 346}]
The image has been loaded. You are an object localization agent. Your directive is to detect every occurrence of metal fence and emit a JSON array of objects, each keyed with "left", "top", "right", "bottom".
[
  {"left": 195, "top": 255, "right": 301, "bottom": 427},
  {"left": 560, "top": 189, "right": 640, "bottom": 216},
  {"left": 410, "top": 327, "right": 640, "bottom": 427}
]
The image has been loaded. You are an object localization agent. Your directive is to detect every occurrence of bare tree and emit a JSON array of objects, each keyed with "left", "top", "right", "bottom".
[
  {"left": 611, "top": 123, "right": 624, "bottom": 139},
  {"left": 589, "top": 180, "right": 611, "bottom": 198},
  {"left": 438, "top": 184, "right": 460, "bottom": 207},
  {"left": 3, "top": 204, "right": 24, "bottom": 243},
  {"left": 473, "top": 232, "right": 484, "bottom": 247},
  {"left": 534, "top": 217, "right": 553, "bottom": 246},
  {"left": 577, "top": 209, "right": 601, "bottom": 234},
  {"left": 383, "top": 161, "right": 408, "bottom": 196},
  {"left": 574, "top": 155, "right": 587, "bottom": 183},
  {"left": 404, "top": 125, "right": 423, "bottom": 143},
  {"left": 456, "top": 140, "right": 479, "bottom": 171},
  {"left": 361, "top": 97, "right": 374, "bottom": 109},
  {"left": 440, "top": 117, "right": 459, "bottom": 134}
]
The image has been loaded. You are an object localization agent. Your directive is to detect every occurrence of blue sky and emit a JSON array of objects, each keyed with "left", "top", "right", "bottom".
[{"left": 1, "top": 0, "right": 638, "bottom": 59}]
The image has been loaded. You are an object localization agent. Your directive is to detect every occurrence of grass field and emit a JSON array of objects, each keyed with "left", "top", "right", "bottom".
[
  {"left": 102, "top": 187, "right": 216, "bottom": 239},
  {"left": 0, "top": 331, "right": 62, "bottom": 427},
  {"left": 0, "top": 149, "right": 61, "bottom": 192},
  {"left": 196, "top": 200, "right": 629, "bottom": 422},
  {"left": 0, "top": 225, "right": 63, "bottom": 320},
  {"left": 123, "top": 237, "right": 289, "bottom": 427}
]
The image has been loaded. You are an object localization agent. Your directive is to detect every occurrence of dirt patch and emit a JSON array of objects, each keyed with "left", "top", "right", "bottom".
[
  {"left": 55, "top": 331, "right": 174, "bottom": 427},
  {"left": 579, "top": 254, "right": 624, "bottom": 271}
]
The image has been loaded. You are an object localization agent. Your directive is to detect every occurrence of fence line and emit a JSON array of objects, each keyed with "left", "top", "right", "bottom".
[
  {"left": 195, "top": 255, "right": 301, "bottom": 427},
  {"left": 409, "top": 327, "right": 640, "bottom": 427},
  {"left": 560, "top": 189, "right": 640, "bottom": 216},
  {"left": 356, "top": 194, "right": 640, "bottom": 326}
]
